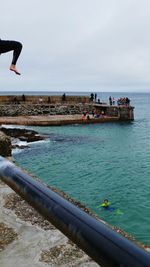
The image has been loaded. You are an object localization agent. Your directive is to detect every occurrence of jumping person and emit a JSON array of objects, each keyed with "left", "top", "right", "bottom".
[{"left": 0, "top": 39, "right": 23, "bottom": 75}]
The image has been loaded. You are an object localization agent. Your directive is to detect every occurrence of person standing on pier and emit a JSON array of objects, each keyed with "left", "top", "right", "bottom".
[
  {"left": 0, "top": 39, "right": 23, "bottom": 75},
  {"left": 109, "top": 96, "right": 112, "bottom": 105}
]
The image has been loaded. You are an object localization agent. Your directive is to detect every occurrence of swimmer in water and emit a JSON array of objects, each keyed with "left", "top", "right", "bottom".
[
  {"left": 101, "top": 199, "right": 111, "bottom": 209},
  {"left": 98, "top": 199, "right": 123, "bottom": 215},
  {"left": 0, "top": 39, "right": 23, "bottom": 75}
]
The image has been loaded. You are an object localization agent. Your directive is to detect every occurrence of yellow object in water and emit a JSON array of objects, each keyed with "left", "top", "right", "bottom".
[{"left": 101, "top": 201, "right": 111, "bottom": 207}]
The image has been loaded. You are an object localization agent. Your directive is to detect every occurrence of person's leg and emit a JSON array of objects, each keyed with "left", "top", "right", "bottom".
[
  {"left": 10, "top": 41, "right": 22, "bottom": 75},
  {"left": 0, "top": 40, "right": 22, "bottom": 75}
]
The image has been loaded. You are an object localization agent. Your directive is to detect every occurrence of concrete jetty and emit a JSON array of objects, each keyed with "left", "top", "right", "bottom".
[{"left": 0, "top": 95, "right": 134, "bottom": 126}]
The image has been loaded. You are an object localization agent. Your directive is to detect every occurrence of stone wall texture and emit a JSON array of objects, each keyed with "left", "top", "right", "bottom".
[{"left": 0, "top": 103, "right": 94, "bottom": 117}]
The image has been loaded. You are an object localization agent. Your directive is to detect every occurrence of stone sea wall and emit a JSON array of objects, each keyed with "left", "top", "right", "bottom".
[
  {"left": 0, "top": 95, "right": 134, "bottom": 121},
  {"left": 0, "top": 103, "right": 94, "bottom": 117}
]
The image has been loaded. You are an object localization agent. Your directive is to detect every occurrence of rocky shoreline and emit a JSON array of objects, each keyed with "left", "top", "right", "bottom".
[{"left": 0, "top": 126, "right": 46, "bottom": 154}]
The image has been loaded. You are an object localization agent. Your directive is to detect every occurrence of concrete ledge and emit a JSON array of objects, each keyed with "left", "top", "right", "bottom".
[{"left": 0, "top": 115, "right": 127, "bottom": 127}]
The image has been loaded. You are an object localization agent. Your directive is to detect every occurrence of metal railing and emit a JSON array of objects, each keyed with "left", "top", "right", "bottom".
[{"left": 0, "top": 156, "right": 150, "bottom": 267}]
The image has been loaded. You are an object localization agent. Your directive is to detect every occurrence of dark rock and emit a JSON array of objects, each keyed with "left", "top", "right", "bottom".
[
  {"left": 1, "top": 127, "right": 45, "bottom": 143},
  {"left": 0, "top": 131, "right": 11, "bottom": 157}
]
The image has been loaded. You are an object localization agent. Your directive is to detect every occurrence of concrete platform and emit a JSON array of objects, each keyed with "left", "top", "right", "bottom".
[{"left": 0, "top": 114, "right": 120, "bottom": 126}]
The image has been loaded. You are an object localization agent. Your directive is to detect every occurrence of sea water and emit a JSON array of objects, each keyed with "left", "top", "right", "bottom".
[{"left": 13, "top": 92, "right": 150, "bottom": 245}]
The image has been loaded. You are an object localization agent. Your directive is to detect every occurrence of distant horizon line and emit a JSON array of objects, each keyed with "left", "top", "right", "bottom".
[
  {"left": 0, "top": 90, "right": 150, "bottom": 93},
  {"left": 0, "top": 90, "right": 150, "bottom": 95}
]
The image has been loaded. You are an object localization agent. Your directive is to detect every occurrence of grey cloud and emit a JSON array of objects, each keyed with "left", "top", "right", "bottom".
[{"left": 1, "top": 0, "right": 150, "bottom": 92}]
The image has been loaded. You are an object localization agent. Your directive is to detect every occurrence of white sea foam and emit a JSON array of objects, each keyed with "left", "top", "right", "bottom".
[
  {"left": 12, "top": 138, "right": 29, "bottom": 155},
  {"left": 12, "top": 138, "right": 28, "bottom": 147},
  {"left": 1, "top": 124, "right": 27, "bottom": 129},
  {"left": 28, "top": 138, "right": 49, "bottom": 146}
]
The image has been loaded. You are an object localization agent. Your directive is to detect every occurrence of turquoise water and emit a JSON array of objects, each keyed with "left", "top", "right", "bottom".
[{"left": 13, "top": 92, "right": 150, "bottom": 245}]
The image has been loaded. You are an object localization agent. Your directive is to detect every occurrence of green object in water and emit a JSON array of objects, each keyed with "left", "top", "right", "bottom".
[{"left": 115, "top": 209, "right": 124, "bottom": 215}]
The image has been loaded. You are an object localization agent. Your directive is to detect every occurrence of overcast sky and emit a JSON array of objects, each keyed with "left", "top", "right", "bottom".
[{"left": 1, "top": 0, "right": 150, "bottom": 92}]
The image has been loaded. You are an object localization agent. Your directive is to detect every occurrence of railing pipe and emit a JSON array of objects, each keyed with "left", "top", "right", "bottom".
[{"left": 0, "top": 156, "right": 150, "bottom": 267}]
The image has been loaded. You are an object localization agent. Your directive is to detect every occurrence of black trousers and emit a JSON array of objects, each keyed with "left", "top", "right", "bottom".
[{"left": 0, "top": 40, "right": 22, "bottom": 65}]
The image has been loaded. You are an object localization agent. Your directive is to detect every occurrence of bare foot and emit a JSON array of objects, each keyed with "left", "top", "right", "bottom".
[{"left": 10, "top": 65, "right": 21, "bottom": 75}]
